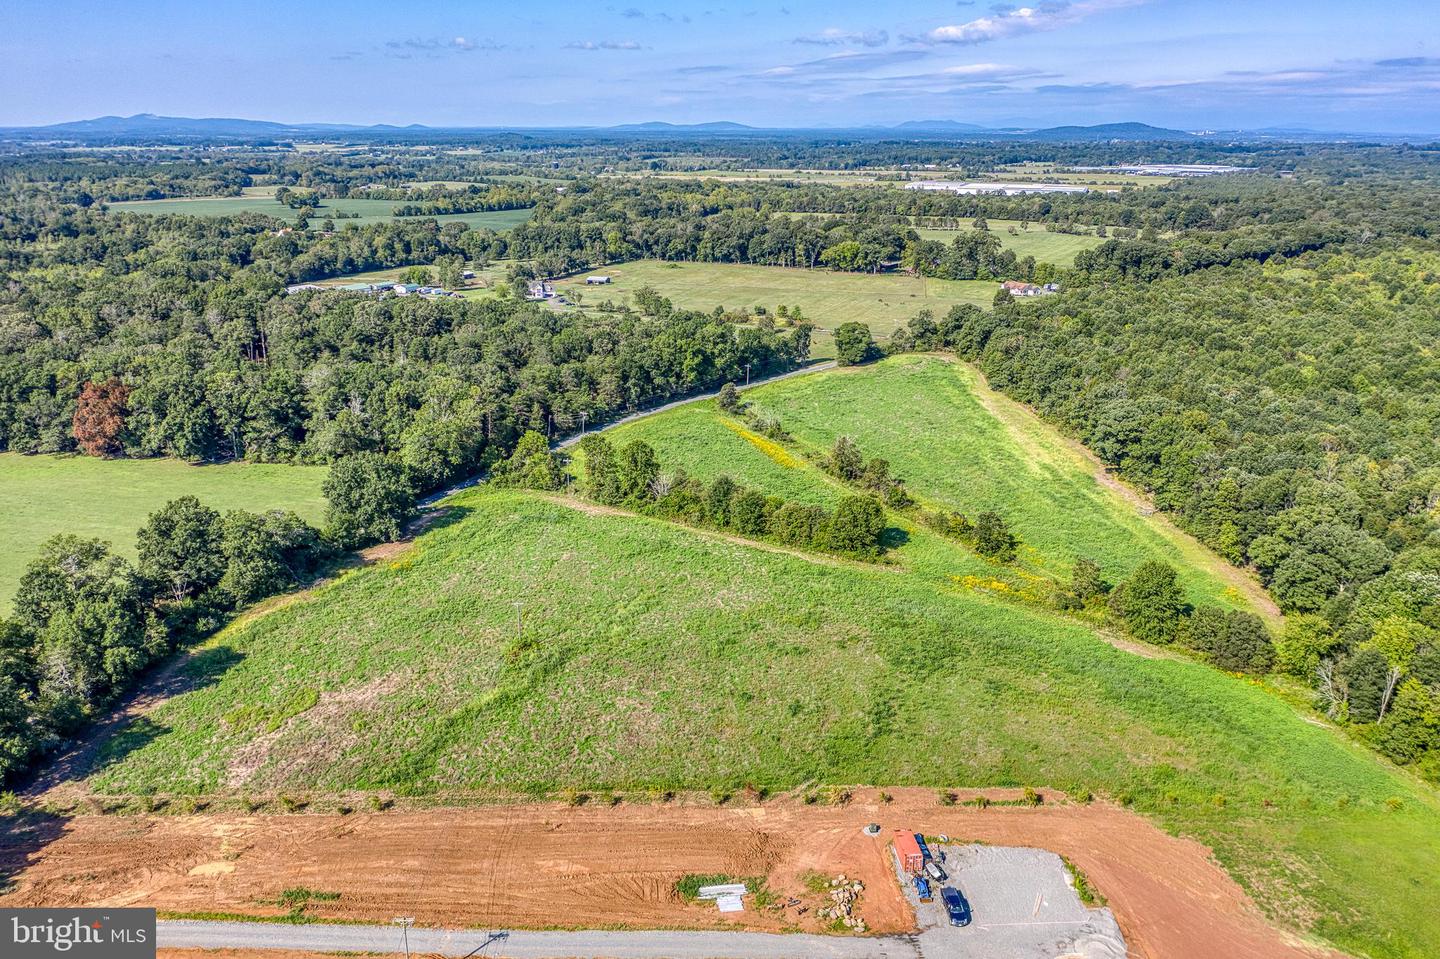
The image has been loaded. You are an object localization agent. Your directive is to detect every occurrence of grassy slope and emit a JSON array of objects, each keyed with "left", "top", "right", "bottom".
[
  {"left": 0, "top": 454, "right": 328, "bottom": 614},
  {"left": 555, "top": 262, "right": 994, "bottom": 358},
  {"left": 80, "top": 358, "right": 1440, "bottom": 955},
  {"left": 108, "top": 196, "right": 534, "bottom": 231},
  {"left": 609, "top": 356, "right": 1268, "bottom": 617},
  {"left": 87, "top": 489, "right": 1440, "bottom": 957}
]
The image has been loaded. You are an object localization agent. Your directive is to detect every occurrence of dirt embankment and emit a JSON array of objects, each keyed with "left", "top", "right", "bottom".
[{"left": 1, "top": 789, "right": 1340, "bottom": 959}]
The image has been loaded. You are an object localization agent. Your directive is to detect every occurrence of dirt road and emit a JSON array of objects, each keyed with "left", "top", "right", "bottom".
[{"left": 2, "top": 790, "right": 1339, "bottom": 959}]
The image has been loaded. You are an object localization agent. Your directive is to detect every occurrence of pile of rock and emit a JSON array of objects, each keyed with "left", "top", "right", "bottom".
[{"left": 816, "top": 874, "right": 867, "bottom": 932}]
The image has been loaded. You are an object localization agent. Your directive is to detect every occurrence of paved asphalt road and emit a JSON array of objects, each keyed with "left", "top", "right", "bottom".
[
  {"left": 157, "top": 920, "right": 922, "bottom": 958},
  {"left": 418, "top": 360, "right": 837, "bottom": 506}
]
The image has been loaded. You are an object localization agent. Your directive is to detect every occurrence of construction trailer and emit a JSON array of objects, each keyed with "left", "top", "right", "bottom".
[{"left": 895, "top": 830, "right": 924, "bottom": 875}]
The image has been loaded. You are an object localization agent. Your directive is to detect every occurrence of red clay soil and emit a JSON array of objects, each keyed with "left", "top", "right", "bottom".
[
  {"left": 158, "top": 953, "right": 343, "bottom": 959},
  {"left": 2, "top": 789, "right": 1341, "bottom": 959}
]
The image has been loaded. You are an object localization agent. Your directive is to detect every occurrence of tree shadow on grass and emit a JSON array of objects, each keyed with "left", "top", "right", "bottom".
[
  {"left": 414, "top": 504, "right": 472, "bottom": 537},
  {"left": 341, "top": 505, "right": 474, "bottom": 572},
  {"left": 881, "top": 525, "right": 911, "bottom": 551},
  {"left": 20, "top": 645, "right": 244, "bottom": 796}
]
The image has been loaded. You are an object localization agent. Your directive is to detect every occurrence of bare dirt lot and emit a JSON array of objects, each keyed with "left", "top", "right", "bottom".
[{"left": 2, "top": 789, "right": 1338, "bottom": 959}]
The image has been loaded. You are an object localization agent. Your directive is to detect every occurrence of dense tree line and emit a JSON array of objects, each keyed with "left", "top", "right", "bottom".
[
  {"left": 574, "top": 434, "right": 888, "bottom": 559},
  {"left": 0, "top": 499, "right": 332, "bottom": 781}
]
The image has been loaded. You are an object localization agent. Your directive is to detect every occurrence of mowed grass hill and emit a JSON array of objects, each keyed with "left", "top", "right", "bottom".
[
  {"left": 607, "top": 356, "right": 1273, "bottom": 619},
  {"left": 79, "top": 360, "right": 1437, "bottom": 958},
  {"left": 0, "top": 454, "right": 328, "bottom": 615}
]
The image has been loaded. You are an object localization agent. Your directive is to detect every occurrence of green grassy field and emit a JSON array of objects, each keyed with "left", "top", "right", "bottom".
[
  {"left": 606, "top": 356, "right": 1273, "bottom": 619},
  {"left": 310, "top": 259, "right": 511, "bottom": 289},
  {"left": 915, "top": 225, "right": 1105, "bottom": 266},
  {"left": 557, "top": 262, "right": 994, "bottom": 358},
  {"left": 83, "top": 486, "right": 1439, "bottom": 957},
  {"left": 0, "top": 454, "right": 329, "bottom": 614},
  {"left": 107, "top": 196, "right": 534, "bottom": 231},
  {"left": 75, "top": 357, "right": 1440, "bottom": 957}
]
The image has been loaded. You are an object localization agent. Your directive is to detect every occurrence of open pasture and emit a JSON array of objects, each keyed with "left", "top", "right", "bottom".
[
  {"left": 107, "top": 195, "right": 534, "bottom": 230},
  {"left": 914, "top": 223, "right": 1105, "bottom": 265},
  {"left": 21, "top": 358, "right": 1439, "bottom": 958},
  {"left": 607, "top": 356, "right": 1273, "bottom": 618},
  {"left": 0, "top": 453, "right": 328, "bottom": 614},
  {"left": 557, "top": 261, "right": 994, "bottom": 358}
]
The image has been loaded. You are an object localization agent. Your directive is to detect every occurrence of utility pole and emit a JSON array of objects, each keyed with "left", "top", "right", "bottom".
[
  {"left": 744, "top": 363, "right": 752, "bottom": 386},
  {"left": 393, "top": 917, "right": 414, "bottom": 959},
  {"left": 514, "top": 600, "right": 524, "bottom": 639},
  {"left": 579, "top": 411, "right": 588, "bottom": 436}
]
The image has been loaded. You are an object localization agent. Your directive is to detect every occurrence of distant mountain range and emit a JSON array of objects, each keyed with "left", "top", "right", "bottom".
[
  {"left": 605, "top": 120, "right": 756, "bottom": 132},
  {"left": 1, "top": 113, "right": 1430, "bottom": 143},
  {"left": 16, "top": 114, "right": 417, "bottom": 137}
]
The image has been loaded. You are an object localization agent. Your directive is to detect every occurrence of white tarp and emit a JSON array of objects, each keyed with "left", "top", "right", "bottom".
[
  {"left": 715, "top": 895, "right": 745, "bottom": 913},
  {"left": 696, "top": 883, "right": 748, "bottom": 900}
]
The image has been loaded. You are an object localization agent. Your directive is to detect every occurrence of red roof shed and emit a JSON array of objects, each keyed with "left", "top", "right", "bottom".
[{"left": 895, "top": 830, "right": 924, "bottom": 875}]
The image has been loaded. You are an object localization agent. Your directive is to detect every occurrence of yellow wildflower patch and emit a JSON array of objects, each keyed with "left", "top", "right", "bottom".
[
  {"left": 955, "top": 574, "right": 1013, "bottom": 593},
  {"left": 721, "top": 419, "right": 801, "bottom": 468}
]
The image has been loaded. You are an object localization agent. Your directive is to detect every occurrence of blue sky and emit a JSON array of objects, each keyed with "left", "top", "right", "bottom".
[{"left": 3, "top": 0, "right": 1439, "bottom": 132}]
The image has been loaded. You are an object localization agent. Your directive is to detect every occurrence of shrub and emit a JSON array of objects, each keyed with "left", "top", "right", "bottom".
[
  {"left": 973, "top": 511, "right": 1017, "bottom": 561},
  {"left": 827, "top": 495, "right": 885, "bottom": 556},
  {"left": 833, "top": 322, "right": 875, "bottom": 366},
  {"left": 717, "top": 382, "right": 742, "bottom": 413},
  {"left": 1071, "top": 557, "right": 1108, "bottom": 601},
  {"left": 491, "top": 430, "right": 563, "bottom": 491},
  {"left": 1110, "top": 561, "right": 1187, "bottom": 644}
]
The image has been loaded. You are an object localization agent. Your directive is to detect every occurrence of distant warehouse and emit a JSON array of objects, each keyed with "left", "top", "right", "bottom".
[{"left": 904, "top": 181, "right": 1089, "bottom": 196}]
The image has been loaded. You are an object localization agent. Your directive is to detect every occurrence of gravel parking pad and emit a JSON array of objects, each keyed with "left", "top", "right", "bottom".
[{"left": 899, "top": 843, "right": 1127, "bottom": 959}]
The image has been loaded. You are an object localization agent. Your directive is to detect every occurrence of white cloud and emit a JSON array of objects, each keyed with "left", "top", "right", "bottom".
[
  {"left": 941, "top": 62, "right": 1016, "bottom": 76},
  {"left": 564, "top": 39, "right": 645, "bottom": 51},
  {"left": 924, "top": 0, "right": 1144, "bottom": 46},
  {"left": 794, "top": 28, "right": 889, "bottom": 48},
  {"left": 382, "top": 36, "right": 500, "bottom": 56}
]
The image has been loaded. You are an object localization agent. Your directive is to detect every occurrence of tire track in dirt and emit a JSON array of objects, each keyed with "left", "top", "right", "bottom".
[{"left": 1, "top": 790, "right": 1344, "bottom": 959}]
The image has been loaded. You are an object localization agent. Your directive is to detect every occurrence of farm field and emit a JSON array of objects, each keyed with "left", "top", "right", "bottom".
[
  {"left": 606, "top": 356, "right": 1273, "bottom": 618},
  {"left": 607, "top": 168, "right": 909, "bottom": 187},
  {"left": 0, "top": 454, "right": 328, "bottom": 614},
  {"left": 771, "top": 213, "right": 1103, "bottom": 265},
  {"left": 46, "top": 359, "right": 1437, "bottom": 958},
  {"left": 996, "top": 162, "right": 1175, "bottom": 187},
  {"left": 914, "top": 224, "right": 1105, "bottom": 265},
  {"left": 557, "top": 262, "right": 994, "bottom": 357},
  {"left": 106, "top": 195, "right": 534, "bottom": 230},
  {"left": 309, "top": 259, "right": 510, "bottom": 289}
]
